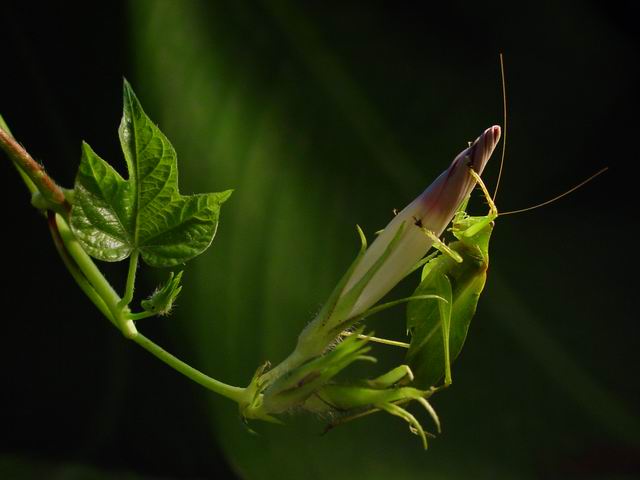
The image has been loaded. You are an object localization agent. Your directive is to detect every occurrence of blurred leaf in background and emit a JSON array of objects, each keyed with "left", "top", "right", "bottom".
[{"left": 128, "top": 1, "right": 638, "bottom": 478}]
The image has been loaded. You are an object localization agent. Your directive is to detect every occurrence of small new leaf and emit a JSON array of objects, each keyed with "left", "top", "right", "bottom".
[
  {"left": 70, "top": 80, "right": 231, "bottom": 267},
  {"left": 141, "top": 271, "right": 183, "bottom": 316}
]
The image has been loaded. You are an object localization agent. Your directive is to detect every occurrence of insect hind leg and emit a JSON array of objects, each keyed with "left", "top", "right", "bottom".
[{"left": 468, "top": 168, "right": 498, "bottom": 217}]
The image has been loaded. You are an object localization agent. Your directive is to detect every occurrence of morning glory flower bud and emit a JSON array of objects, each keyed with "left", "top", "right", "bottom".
[{"left": 342, "top": 125, "right": 501, "bottom": 319}]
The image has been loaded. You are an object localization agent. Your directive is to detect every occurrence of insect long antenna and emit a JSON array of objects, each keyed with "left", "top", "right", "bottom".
[
  {"left": 492, "top": 52, "right": 507, "bottom": 203},
  {"left": 490, "top": 53, "right": 606, "bottom": 217},
  {"left": 500, "top": 167, "right": 608, "bottom": 216}
]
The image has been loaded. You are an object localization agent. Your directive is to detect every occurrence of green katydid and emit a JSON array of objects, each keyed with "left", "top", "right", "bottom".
[
  {"left": 404, "top": 53, "right": 507, "bottom": 390},
  {"left": 405, "top": 161, "right": 608, "bottom": 390},
  {"left": 406, "top": 168, "right": 497, "bottom": 389},
  {"left": 395, "top": 54, "right": 607, "bottom": 393}
]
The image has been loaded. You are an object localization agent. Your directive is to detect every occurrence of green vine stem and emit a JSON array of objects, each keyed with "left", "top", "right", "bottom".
[
  {"left": 133, "top": 332, "right": 246, "bottom": 403},
  {"left": 47, "top": 212, "right": 116, "bottom": 325},
  {"left": 54, "top": 214, "right": 137, "bottom": 337},
  {"left": 54, "top": 212, "right": 247, "bottom": 403}
]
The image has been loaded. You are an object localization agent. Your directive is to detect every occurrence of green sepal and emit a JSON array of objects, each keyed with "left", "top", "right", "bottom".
[
  {"left": 312, "top": 225, "right": 368, "bottom": 330},
  {"left": 295, "top": 226, "right": 369, "bottom": 353},
  {"left": 240, "top": 362, "right": 285, "bottom": 424},
  {"left": 141, "top": 271, "right": 184, "bottom": 316},
  {"left": 70, "top": 80, "right": 232, "bottom": 267},
  {"left": 365, "top": 364, "right": 414, "bottom": 389},
  {"left": 262, "top": 330, "right": 375, "bottom": 414},
  {"left": 316, "top": 384, "right": 432, "bottom": 411},
  {"left": 325, "top": 222, "right": 407, "bottom": 334},
  {"left": 309, "top": 366, "right": 439, "bottom": 450}
]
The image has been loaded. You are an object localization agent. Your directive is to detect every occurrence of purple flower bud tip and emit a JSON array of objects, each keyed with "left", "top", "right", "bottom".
[
  {"left": 418, "top": 125, "right": 501, "bottom": 227},
  {"left": 470, "top": 125, "right": 501, "bottom": 173}
]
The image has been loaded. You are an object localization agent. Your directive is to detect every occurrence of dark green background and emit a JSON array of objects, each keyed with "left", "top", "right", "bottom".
[{"left": 1, "top": 1, "right": 637, "bottom": 478}]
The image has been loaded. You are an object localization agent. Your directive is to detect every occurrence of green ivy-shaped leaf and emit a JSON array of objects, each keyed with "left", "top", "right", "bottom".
[{"left": 70, "top": 80, "right": 231, "bottom": 267}]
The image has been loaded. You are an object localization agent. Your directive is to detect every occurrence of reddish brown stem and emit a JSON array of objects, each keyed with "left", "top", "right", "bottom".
[{"left": 0, "top": 126, "right": 70, "bottom": 211}]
